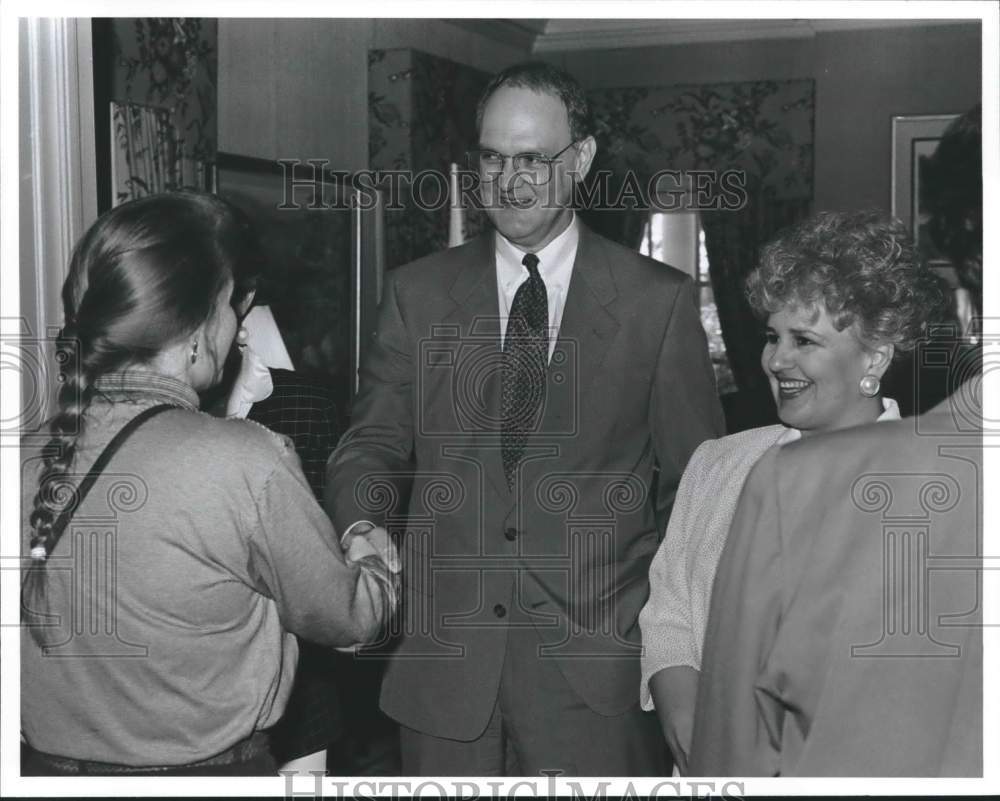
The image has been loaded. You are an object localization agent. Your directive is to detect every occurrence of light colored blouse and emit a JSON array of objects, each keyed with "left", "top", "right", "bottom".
[{"left": 638, "top": 398, "right": 900, "bottom": 710}]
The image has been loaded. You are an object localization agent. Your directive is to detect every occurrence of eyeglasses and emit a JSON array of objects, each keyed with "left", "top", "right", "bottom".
[{"left": 466, "top": 141, "right": 579, "bottom": 186}]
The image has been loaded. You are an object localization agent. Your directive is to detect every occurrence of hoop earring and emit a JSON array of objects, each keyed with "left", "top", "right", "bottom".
[
  {"left": 190, "top": 341, "right": 199, "bottom": 365},
  {"left": 859, "top": 374, "right": 880, "bottom": 398}
]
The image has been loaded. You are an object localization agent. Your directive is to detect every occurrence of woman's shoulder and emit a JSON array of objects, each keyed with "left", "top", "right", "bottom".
[
  {"left": 179, "top": 411, "right": 295, "bottom": 458},
  {"left": 693, "top": 424, "right": 787, "bottom": 457},
  {"left": 151, "top": 410, "right": 297, "bottom": 484},
  {"left": 687, "top": 424, "right": 789, "bottom": 475}
]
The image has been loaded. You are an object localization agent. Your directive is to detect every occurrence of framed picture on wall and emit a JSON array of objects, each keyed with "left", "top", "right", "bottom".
[
  {"left": 890, "top": 113, "right": 959, "bottom": 274},
  {"left": 213, "top": 153, "right": 385, "bottom": 416}
]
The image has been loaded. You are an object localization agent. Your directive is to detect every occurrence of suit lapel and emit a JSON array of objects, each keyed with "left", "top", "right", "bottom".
[
  {"left": 443, "top": 227, "right": 621, "bottom": 500},
  {"left": 541, "top": 225, "right": 620, "bottom": 433},
  {"left": 445, "top": 234, "right": 511, "bottom": 499}
]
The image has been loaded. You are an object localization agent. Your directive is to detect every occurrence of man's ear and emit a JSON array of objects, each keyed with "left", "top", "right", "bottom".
[
  {"left": 866, "top": 341, "right": 895, "bottom": 379},
  {"left": 571, "top": 136, "right": 597, "bottom": 183}
]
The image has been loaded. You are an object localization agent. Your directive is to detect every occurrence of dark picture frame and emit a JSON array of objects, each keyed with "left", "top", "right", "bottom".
[
  {"left": 213, "top": 153, "right": 385, "bottom": 412},
  {"left": 890, "top": 113, "right": 960, "bottom": 279}
]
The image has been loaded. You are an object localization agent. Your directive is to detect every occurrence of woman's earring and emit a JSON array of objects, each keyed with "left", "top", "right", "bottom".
[
  {"left": 967, "top": 321, "right": 980, "bottom": 347},
  {"left": 859, "top": 374, "right": 881, "bottom": 398},
  {"left": 190, "top": 341, "right": 199, "bottom": 365},
  {"left": 235, "top": 326, "right": 249, "bottom": 347}
]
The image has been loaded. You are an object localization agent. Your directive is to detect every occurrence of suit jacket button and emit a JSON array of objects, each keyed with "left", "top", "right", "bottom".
[
  {"left": 493, "top": 604, "right": 507, "bottom": 618},
  {"left": 504, "top": 527, "right": 518, "bottom": 542}
]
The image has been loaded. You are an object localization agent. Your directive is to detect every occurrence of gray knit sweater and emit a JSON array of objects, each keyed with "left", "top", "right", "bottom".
[{"left": 21, "top": 371, "right": 382, "bottom": 766}]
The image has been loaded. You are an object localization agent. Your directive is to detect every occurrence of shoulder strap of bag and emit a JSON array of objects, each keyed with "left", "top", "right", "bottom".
[{"left": 49, "top": 403, "right": 176, "bottom": 542}]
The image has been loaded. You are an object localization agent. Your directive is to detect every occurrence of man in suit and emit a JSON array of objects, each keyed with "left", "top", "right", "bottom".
[
  {"left": 327, "top": 62, "right": 725, "bottom": 776},
  {"left": 689, "top": 105, "right": 984, "bottom": 777}
]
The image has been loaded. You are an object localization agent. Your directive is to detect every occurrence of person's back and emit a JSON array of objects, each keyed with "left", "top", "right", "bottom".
[
  {"left": 690, "top": 382, "right": 982, "bottom": 775},
  {"left": 20, "top": 192, "right": 396, "bottom": 775},
  {"left": 690, "top": 102, "right": 985, "bottom": 778},
  {"left": 19, "top": 375, "right": 360, "bottom": 765},
  {"left": 782, "top": 384, "right": 981, "bottom": 776}
]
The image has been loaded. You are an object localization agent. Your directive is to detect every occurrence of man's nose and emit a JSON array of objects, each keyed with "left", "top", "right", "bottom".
[{"left": 500, "top": 157, "right": 528, "bottom": 193}]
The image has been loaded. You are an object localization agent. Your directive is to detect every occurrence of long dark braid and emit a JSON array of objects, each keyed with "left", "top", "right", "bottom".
[{"left": 22, "top": 191, "right": 255, "bottom": 645}]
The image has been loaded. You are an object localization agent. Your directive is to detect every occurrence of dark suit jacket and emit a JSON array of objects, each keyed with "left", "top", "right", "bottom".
[
  {"left": 690, "top": 380, "right": 983, "bottom": 776},
  {"left": 327, "top": 225, "right": 725, "bottom": 740}
]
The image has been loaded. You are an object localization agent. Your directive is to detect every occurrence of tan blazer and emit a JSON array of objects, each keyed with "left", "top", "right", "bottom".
[
  {"left": 690, "top": 380, "right": 983, "bottom": 776},
  {"left": 327, "top": 224, "right": 725, "bottom": 740}
]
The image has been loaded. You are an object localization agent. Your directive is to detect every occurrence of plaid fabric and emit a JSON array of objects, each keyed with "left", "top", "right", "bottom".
[
  {"left": 247, "top": 369, "right": 344, "bottom": 760},
  {"left": 247, "top": 370, "right": 340, "bottom": 501},
  {"left": 268, "top": 642, "right": 344, "bottom": 763}
]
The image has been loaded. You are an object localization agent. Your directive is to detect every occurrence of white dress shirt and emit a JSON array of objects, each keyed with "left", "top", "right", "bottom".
[
  {"left": 346, "top": 218, "right": 580, "bottom": 538},
  {"left": 494, "top": 213, "right": 580, "bottom": 361}
]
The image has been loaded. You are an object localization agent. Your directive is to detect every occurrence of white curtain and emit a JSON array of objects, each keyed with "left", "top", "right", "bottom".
[
  {"left": 448, "top": 162, "right": 466, "bottom": 247},
  {"left": 110, "top": 100, "right": 208, "bottom": 206}
]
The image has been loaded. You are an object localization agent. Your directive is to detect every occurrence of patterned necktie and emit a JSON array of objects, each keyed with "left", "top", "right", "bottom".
[{"left": 501, "top": 252, "right": 548, "bottom": 489}]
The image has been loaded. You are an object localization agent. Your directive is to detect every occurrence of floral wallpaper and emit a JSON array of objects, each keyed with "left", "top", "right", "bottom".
[
  {"left": 368, "top": 58, "right": 813, "bottom": 270},
  {"left": 366, "top": 58, "right": 814, "bottom": 417},
  {"left": 588, "top": 79, "right": 815, "bottom": 200},
  {"left": 369, "top": 48, "right": 490, "bottom": 269},
  {"left": 110, "top": 18, "right": 217, "bottom": 202}
]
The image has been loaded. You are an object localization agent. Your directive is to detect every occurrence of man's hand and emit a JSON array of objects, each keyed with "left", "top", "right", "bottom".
[
  {"left": 334, "top": 524, "right": 401, "bottom": 653},
  {"left": 649, "top": 665, "right": 700, "bottom": 775},
  {"left": 342, "top": 524, "right": 400, "bottom": 575}
]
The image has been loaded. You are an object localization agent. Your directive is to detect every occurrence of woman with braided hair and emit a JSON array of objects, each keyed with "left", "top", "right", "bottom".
[{"left": 20, "top": 191, "right": 397, "bottom": 776}]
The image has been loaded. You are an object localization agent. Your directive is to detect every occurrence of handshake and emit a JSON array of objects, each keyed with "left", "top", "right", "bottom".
[{"left": 337, "top": 522, "right": 401, "bottom": 652}]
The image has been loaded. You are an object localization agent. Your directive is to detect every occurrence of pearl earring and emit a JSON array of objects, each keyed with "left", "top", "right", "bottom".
[
  {"left": 190, "top": 341, "right": 199, "bottom": 365},
  {"left": 859, "top": 374, "right": 880, "bottom": 398}
]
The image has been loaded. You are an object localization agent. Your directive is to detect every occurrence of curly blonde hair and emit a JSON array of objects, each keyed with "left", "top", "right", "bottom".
[{"left": 746, "top": 210, "right": 951, "bottom": 358}]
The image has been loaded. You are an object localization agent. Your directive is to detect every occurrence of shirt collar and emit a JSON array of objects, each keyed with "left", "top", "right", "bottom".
[
  {"left": 878, "top": 396, "right": 901, "bottom": 421},
  {"left": 495, "top": 212, "right": 579, "bottom": 292},
  {"left": 92, "top": 370, "right": 200, "bottom": 411}
]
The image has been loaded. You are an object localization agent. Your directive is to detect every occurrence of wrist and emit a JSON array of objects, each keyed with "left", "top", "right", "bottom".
[{"left": 341, "top": 519, "right": 375, "bottom": 546}]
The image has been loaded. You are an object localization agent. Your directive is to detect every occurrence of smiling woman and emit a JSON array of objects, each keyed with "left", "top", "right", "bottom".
[
  {"left": 747, "top": 209, "right": 953, "bottom": 430},
  {"left": 760, "top": 303, "right": 892, "bottom": 436},
  {"left": 639, "top": 209, "right": 952, "bottom": 774}
]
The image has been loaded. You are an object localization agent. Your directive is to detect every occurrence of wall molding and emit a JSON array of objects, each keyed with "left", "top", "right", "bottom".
[
  {"left": 445, "top": 19, "right": 540, "bottom": 51},
  {"left": 449, "top": 18, "right": 979, "bottom": 54},
  {"left": 19, "top": 17, "right": 97, "bottom": 425}
]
